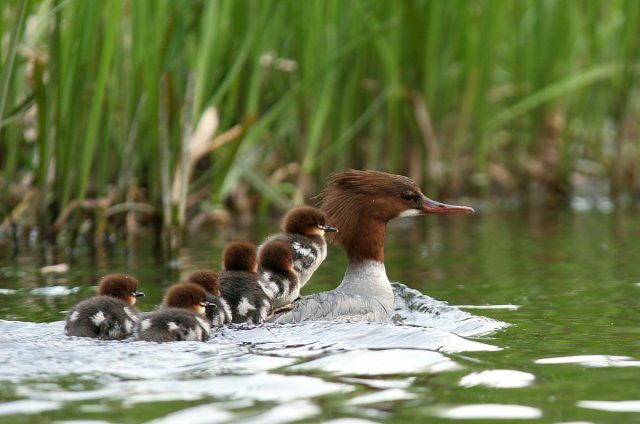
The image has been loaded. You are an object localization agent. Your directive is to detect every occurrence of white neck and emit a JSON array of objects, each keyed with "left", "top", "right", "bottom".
[{"left": 336, "top": 260, "right": 394, "bottom": 306}]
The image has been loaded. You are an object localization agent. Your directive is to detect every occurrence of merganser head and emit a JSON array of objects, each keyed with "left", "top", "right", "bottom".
[
  {"left": 186, "top": 270, "right": 222, "bottom": 297},
  {"left": 164, "top": 282, "right": 212, "bottom": 315},
  {"left": 258, "top": 239, "right": 295, "bottom": 273},
  {"left": 282, "top": 206, "right": 338, "bottom": 237},
  {"left": 223, "top": 241, "right": 258, "bottom": 273},
  {"left": 98, "top": 274, "right": 144, "bottom": 306},
  {"left": 318, "top": 169, "right": 474, "bottom": 262}
]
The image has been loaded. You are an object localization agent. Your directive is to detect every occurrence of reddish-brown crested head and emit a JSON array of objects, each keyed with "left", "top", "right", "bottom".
[
  {"left": 258, "top": 239, "right": 294, "bottom": 272},
  {"left": 282, "top": 206, "right": 338, "bottom": 237},
  {"left": 187, "top": 270, "right": 221, "bottom": 297},
  {"left": 164, "top": 282, "right": 209, "bottom": 314},
  {"left": 98, "top": 274, "right": 144, "bottom": 306},
  {"left": 223, "top": 241, "right": 258, "bottom": 273},
  {"left": 317, "top": 169, "right": 474, "bottom": 263}
]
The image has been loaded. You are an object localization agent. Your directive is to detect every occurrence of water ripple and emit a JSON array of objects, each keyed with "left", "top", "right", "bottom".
[
  {"left": 577, "top": 400, "right": 640, "bottom": 413},
  {"left": 434, "top": 404, "right": 543, "bottom": 419},
  {"left": 0, "top": 399, "right": 61, "bottom": 416},
  {"left": 0, "top": 284, "right": 509, "bottom": 420},
  {"left": 459, "top": 369, "right": 535, "bottom": 388},
  {"left": 213, "top": 320, "right": 499, "bottom": 359},
  {"left": 534, "top": 355, "right": 640, "bottom": 367},
  {"left": 290, "top": 349, "right": 460, "bottom": 376},
  {"left": 391, "top": 283, "right": 510, "bottom": 336}
]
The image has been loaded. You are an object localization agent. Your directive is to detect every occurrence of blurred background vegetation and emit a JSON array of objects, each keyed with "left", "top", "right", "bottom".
[{"left": 1, "top": 0, "right": 639, "bottom": 250}]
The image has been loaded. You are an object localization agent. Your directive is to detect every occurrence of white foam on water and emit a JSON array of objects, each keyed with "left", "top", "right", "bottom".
[
  {"left": 347, "top": 388, "right": 418, "bottom": 406},
  {"left": 534, "top": 355, "right": 638, "bottom": 367},
  {"left": 459, "top": 369, "right": 535, "bottom": 388},
  {"left": 391, "top": 283, "right": 510, "bottom": 336},
  {"left": 144, "top": 404, "right": 233, "bottom": 424},
  {"left": 0, "top": 399, "right": 61, "bottom": 416},
  {"left": 435, "top": 404, "right": 543, "bottom": 419},
  {"left": 577, "top": 400, "right": 640, "bottom": 413},
  {"left": 0, "top": 283, "right": 510, "bottom": 420},
  {"left": 29, "top": 286, "right": 80, "bottom": 296},
  {"left": 290, "top": 349, "right": 460, "bottom": 376}
]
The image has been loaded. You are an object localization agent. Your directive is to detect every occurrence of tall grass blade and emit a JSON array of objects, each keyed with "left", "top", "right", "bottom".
[
  {"left": 0, "top": 0, "right": 28, "bottom": 126},
  {"left": 77, "top": 1, "right": 121, "bottom": 200}
]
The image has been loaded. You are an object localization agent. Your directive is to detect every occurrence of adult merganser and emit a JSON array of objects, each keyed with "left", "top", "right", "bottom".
[
  {"left": 219, "top": 241, "right": 272, "bottom": 324},
  {"left": 260, "top": 206, "right": 337, "bottom": 289},
  {"left": 135, "top": 283, "right": 212, "bottom": 342},
  {"left": 186, "top": 270, "right": 233, "bottom": 326},
  {"left": 269, "top": 169, "right": 474, "bottom": 323},
  {"left": 64, "top": 274, "right": 144, "bottom": 339},
  {"left": 258, "top": 239, "right": 300, "bottom": 309}
]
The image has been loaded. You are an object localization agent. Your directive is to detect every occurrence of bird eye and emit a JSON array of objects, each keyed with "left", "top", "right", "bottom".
[{"left": 400, "top": 191, "right": 417, "bottom": 201}]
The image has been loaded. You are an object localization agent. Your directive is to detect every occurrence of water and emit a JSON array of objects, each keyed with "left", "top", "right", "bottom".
[{"left": 1, "top": 208, "right": 640, "bottom": 423}]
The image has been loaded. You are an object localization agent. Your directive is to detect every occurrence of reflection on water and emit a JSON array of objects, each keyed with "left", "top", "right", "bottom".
[
  {"left": 577, "top": 400, "right": 640, "bottom": 413},
  {"left": 534, "top": 355, "right": 640, "bottom": 367},
  {"left": 1, "top": 209, "right": 640, "bottom": 422},
  {"left": 434, "top": 404, "right": 543, "bottom": 420},
  {"left": 458, "top": 369, "right": 535, "bottom": 388}
]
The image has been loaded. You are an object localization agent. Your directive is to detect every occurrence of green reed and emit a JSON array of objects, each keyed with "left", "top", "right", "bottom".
[{"left": 0, "top": 0, "right": 638, "bottom": 247}]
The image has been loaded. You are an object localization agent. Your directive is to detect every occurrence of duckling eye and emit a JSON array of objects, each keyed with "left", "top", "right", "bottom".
[{"left": 400, "top": 191, "right": 417, "bottom": 201}]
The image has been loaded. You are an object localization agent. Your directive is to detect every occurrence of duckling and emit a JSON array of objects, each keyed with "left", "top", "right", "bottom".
[
  {"left": 136, "top": 283, "right": 212, "bottom": 342},
  {"left": 261, "top": 206, "right": 337, "bottom": 289},
  {"left": 186, "top": 269, "right": 233, "bottom": 326},
  {"left": 258, "top": 239, "right": 300, "bottom": 310},
  {"left": 219, "top": 241, "right": 272, "bottom": 324},
  {"left": 64, "top": 274, "right": 144, "bottom": 340}
]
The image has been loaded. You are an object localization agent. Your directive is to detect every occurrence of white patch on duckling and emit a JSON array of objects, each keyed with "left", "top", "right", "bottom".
[
  {"left": 281, "top": 279, "right": 291, "bottom": 293},
  {"left": 184, "top": 317, "right": 211, "bottom": 341},
  {"left": 186, "top": 327, "right": 202, "bottom": 341},
  {"left": 257, "top": 276, "right": 276, "bottom": 299},
  {"left": 219, "top": 298, "right": 233, "bottom": 324},
  {"left": 259, "top": 299, "right": 271, "bottom": 322},
  {"left": 139, "top": 319, "right": 152, "bottom": 331},
  {"left": 237, "top": 297, "right": 255, "bottom": 317},
  {"left": 68, "top": 311, "right": 79, "bottom": 322},
  {"left": 91, "top": 311, "right": 106, "bottom": 326},
  {"left": 292, "top": 242, "right": 313, "bottom": 258},
  {"left": 196, "top": 316, "right": 211, "bottom": 333},
  {"left": 124, "top": 319, "right": 133, "bottom": 334},
  {"left": 124, "top": 307, "right": 139, "bottom": 323},
  {"left": 108, "top": 324, "right": 123, "bottom": 338},
  {"left": 315, "top": 242, "right": 327, "bottom": 260},
  {"left": 167, "top": 321, "right": 180, "bottom": 332}
]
